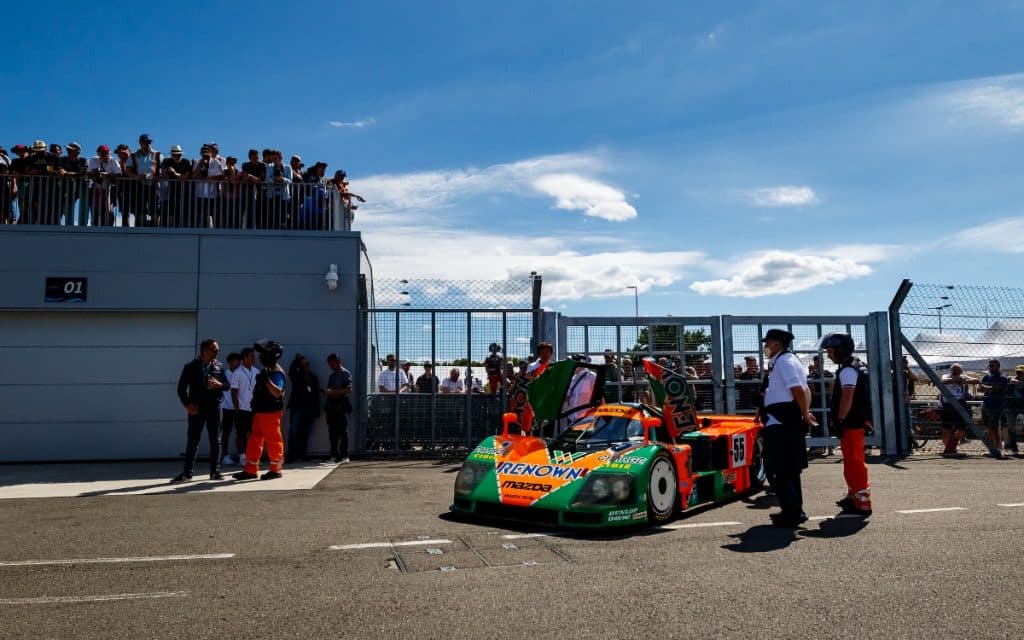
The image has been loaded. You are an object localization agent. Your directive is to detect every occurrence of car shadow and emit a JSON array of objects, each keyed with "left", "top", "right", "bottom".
[{"left": 721, "top": 524, "right": 801, "bottom": 553}]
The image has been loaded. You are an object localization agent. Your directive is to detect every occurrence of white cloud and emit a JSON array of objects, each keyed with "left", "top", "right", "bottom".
[
  {"left": 359, "top": 225, "right": 701, "bottom": 301},
  {"left": 354, "top": 152, "right": 636, "bottom": 222},
  {"left": 329, "top": 118, "right": 376, "bottom": 128},
  {"left": 689, "top": 249, "right": 875, "bottom": 297},
  {"left": 531, "top": 173, "right": 637, "bottom": 221},
  {"left": 949, "top": 216, "right": 1024, "bottom": 253},
  {"left": 747, "top": 186, "right": 818, "bottom": 207},
  {"left": 947, "top": 81, "right": 1024, "bottom": 129}
]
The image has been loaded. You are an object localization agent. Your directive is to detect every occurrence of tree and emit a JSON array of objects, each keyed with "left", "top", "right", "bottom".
[{"left": 631, "top": 326, "right": 712, "bottom": 365}]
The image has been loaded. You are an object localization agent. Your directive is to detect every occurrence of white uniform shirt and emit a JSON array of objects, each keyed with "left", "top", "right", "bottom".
[
  {"left": 232, "top": 365, "right": 258, "bottom": 412},
  {"left": 440, "top": 377, "right": 465, "bottom": 393},
  {"left": 221, "top": 367, "right": 238, "bottom": 410},
  {"left": 378, "top": 368, "right": 408, "bottom": 392},
  {"left": 763, "top": 352, "right": 808, "bottom": 426}
]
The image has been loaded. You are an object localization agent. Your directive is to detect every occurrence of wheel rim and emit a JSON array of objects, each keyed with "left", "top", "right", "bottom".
[
  {"left": 751, "top": 438, "right": 766, "bottom": 486},
  {"left": 649, "top": 458, "right": 676, "bottom": 515}
]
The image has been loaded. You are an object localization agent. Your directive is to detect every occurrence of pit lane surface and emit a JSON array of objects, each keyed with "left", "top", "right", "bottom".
[{"left": 0, "top": 456, "right": 1021, "bottom": 640}]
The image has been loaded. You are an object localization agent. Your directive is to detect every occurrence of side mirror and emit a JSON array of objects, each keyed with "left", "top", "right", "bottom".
[
  {"left": 641, "top": 417, "right": 661, "bottom": 444},
  {"left": 502, "top": 412, "right": 522, "bottom": 437}
]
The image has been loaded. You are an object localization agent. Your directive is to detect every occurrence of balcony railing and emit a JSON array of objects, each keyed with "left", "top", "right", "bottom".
[{"left": 0, "top": 175, "right": 354, "bottom": 231}]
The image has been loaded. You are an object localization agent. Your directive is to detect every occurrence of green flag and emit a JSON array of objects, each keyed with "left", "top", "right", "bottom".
[{"left": 526, "top": 359, "right": 579, "bottom": 421}]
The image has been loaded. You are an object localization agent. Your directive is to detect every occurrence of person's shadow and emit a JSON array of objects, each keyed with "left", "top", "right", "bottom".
[
  {"left": 799, "top": 515, "right": 869, "bottom": 539},
  {"left": 741, "top": 493, "right": 778, "bottom": 511},
  {"left": 722, "top": 524, "right": 801, "bottom": 553}
]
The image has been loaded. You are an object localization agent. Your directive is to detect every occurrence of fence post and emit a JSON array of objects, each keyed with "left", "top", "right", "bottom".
[{"left": 465, "top": 311, "right": 473, "bottom": 448}]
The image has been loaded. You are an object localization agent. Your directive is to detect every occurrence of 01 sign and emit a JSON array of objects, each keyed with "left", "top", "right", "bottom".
[{"left": 45, "top": 277, "right": 88, "bottom": 303}]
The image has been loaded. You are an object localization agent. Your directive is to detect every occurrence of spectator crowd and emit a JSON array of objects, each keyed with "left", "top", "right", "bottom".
[{"left": 0, "top": 134, "right": 365, "bottom": 230}]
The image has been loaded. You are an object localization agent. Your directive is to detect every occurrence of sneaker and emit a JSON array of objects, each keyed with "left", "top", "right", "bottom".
[
  {"left": 340, "top": 457, "right": 350, "bottom": 464},
  {"left": 238, "top": 454, "right": 246, "bottom": 467},
  {"left": 221, "top": 454, "right": 235, "bottom": 466},
  {"left": 232, "top": 471, "right": 258, "bottom": 480},
  {"left": 836, "top": 495, "right": 855, "bottom": 510},
  {"left": 170, "top": 473, "right": 192, "bottom": 484},
  {"left": 210, "top": 471, "right": 224, "bottom": 480},
  {"left": 261, "top": 471, "right": 282, "bottom": 480},
  {"left": 840, "top": 505, "right": 872, "bottom": 517}
]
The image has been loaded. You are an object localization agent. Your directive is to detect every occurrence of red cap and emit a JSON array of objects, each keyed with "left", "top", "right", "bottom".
[{"left": 97, "top": 144, "right": 110, "bottom": 153}]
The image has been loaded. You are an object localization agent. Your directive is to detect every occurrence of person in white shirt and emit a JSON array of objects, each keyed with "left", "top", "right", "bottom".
[
  {"left": 440, "top": 368, "right": 465, "bottom": 394},
  {"left": 760, "top": 329, "right": 814, "bottom": 528},
  {"left": 231, "top": 347, "right": 260, "bottom": 467},
  {"left": 87, "top": 145, "right": 122, "bottom": 226},
  {"left": 377, "top": 353, "right": 409, "bottom": 393},
  {"left": 219, "top": 353, "right": 241, "bottom": 465},
  {"left": 556, "top": 355, "right": 597, "bottom": 435}
]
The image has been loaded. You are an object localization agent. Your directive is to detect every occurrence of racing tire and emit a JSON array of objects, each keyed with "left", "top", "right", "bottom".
[
  {"left": 748, "top": 435, "right": 767, "bottom": 492},
  {"left": 646, "top": 453, "right": 678, "bottom": 524}
]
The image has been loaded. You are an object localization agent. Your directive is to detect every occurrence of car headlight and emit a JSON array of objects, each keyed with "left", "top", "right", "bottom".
[
  {"left": 454, "top": 461, "right": 492, "bottom": 495},
  {"left": 571, "top": 474, "right": 635, "bottom": 508}
]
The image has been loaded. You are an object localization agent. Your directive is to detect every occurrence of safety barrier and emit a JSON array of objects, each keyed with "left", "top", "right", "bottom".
[{"left": 0, "top": 175, "right": 354, "bottom": 231}]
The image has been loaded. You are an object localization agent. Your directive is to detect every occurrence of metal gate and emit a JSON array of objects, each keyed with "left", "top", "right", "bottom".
[{"left": 558, "top": 313, "right": 897, "bottom": 454}]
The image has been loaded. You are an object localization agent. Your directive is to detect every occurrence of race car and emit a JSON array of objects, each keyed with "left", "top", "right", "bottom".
[{"left": 451, "top": 357, "right": 765, "bottom": 528}]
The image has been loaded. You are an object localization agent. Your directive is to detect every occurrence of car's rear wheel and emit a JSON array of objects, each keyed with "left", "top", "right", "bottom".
[
  {"left": 749, "top": 434, "right": 766, "bottom": 492},
  {"left": 646, "top": 453, "right": 677, "bottom": 524}
]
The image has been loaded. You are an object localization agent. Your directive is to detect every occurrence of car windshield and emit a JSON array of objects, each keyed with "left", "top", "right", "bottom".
[{"left": 553, "top": 415, "right": 643, "bottom": 448}]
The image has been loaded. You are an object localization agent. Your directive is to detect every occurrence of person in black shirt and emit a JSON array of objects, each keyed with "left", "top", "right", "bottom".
[
  {"left": 57, "top": 142, "right": 87, "bottom": 226},
  {"left": 286, "top": 353, "right": 321, "bottom": 462},
  {"left": 235, "top": 339, "right": 288, "bottom": 480},
  {"left": 241, "top": 149, "right": 266, "bottom": 229},
  {"left": 323, "top": 353, "right": 354, "bottom": 463},
  {"left": 415, "top": 362, "right": 439, "bottom": 393},
  {"left": 160, "top": 145, "right": 193, "bottom": 227},
  {"left": 172, "top": 338, "right": 229, "bottom": 483}
]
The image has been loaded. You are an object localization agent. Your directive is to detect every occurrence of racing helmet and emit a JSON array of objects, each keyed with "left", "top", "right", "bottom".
[
  {"left": 254, "top": 339, "right": 284, "bottom": 367},
  {"left": 819, "top": 333, "right": 855, "bottom": 360}
]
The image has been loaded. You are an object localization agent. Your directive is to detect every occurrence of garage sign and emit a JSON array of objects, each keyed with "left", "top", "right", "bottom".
[{"left": 45, "top": 277, "right": 88, "bottom": 303}]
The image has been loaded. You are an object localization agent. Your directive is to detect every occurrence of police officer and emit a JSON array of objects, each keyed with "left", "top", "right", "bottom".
[
  {"left": 233, "top": 340, "right": 288, "bottom": 480},
  {"left": 760, "top": 329, "right": 814, "bottom": 527},
  {"left": 172, "top": 338, "right": 229, "bottom": 483},
  {"left": 821, "top": 333, "right": 872, "bottom": 516}
]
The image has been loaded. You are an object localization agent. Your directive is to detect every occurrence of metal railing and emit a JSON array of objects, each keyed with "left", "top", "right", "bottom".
[{"left": 0, "top": 175, "right": 354, "bottom": 231}]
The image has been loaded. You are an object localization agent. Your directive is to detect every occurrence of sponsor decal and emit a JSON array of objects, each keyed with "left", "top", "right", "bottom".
[
  {"left": 502, "top": 480, "right": 552, "bottom": 492},
  {"left": 632, "top": 512, "right": 647, "bottom": 520},
  {"left": 470, "top": 453, "right": 496, "bottom": 461},
  {"left": 616, "top": 456, "right": 647, "bottom": 465},
  {"left": 607, "top": 508, "right": 639, "bottom": 522},
  {"left": 496, "top": 462, "right": 588, "bottom": 481},
  {"left": 475, "top": 447, "right": 504, "bottom": 456},
  {"left": 595, "top": 406, "right": 632, "bottom": 417},
  {"left": 731, "top": 433, "right": 746, "bottom": 468}
]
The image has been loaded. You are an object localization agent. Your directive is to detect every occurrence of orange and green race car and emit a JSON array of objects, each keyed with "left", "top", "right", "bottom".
[{"left": 451, "top": 358, "right": 765, "bottom": 528}]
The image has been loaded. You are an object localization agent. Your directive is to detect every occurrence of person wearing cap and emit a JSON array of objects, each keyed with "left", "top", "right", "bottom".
[
  {"left": 328, "top": 169, "right": 365, "bottom": 216},
  {"left": 87, "top": 145, "right": 122, "bottom": 226},
  {"left": 264, "top": 150, "right": 292, "bottom": 229},
  {"left": 979, "top": 359, "right": 1010, "bottom": 458},
  {"left": 57, "top": 142, "right": 87, "bottom": 226},
  {"left": 127, "top": 134, "right": 162, "bottom": 226},
  {"left": 193, "top": 144, "right": 224, "bottom": 229},
  {"left": 21, "top": 140, "right": 56, "bottom": 224},
  {"left": 1004, "top": 365, "right": 1024, "bottom": 455},
  {"left": 760, "top": 328, "right": 813, "bottom": 527},
  {"left": 159, "top": 145, "right": 193, "bottom": 227},
  {"left": 415, "top": 362, "right": 439, "bottom": 394}
]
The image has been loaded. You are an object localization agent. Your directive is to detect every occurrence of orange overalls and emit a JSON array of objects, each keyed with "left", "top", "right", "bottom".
[{"left": 243, "top": 410, "right": 285, "bottom": 474}]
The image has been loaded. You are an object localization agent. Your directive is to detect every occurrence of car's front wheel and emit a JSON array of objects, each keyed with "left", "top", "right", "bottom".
[{"left": 646, "top": 453, "right": 677, "bottom": 523}]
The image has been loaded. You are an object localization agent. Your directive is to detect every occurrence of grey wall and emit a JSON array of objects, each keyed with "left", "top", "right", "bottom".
[{"left": 0, "top": 227, "right": 362, "bottom": 462}]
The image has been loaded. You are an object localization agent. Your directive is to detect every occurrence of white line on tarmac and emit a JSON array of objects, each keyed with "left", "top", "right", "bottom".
[
  {"left": 328, "top": 539, "right": 451, "bottom": 551},
  {"left": 0, "top": 553, "right": 234, "bottom": 567},
  {"left": 895, "top": 507, "right": 967, "bottom": 514},
  {"left": 997, "top": 503, "right": 1024, "bottom": 507},
  {"left": 500, "top": 532, "right": 561, "bottom": 540},
  {"left": 0, "top": 591, "right": 189, "bottom": 606},
  {"left": 662, "top": 521, "right": 743, "bottom": 529}
]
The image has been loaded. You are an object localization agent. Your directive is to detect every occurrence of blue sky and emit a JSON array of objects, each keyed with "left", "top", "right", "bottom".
[{"left": 5, "top": 1, "right": 1024, "bottom": 317}]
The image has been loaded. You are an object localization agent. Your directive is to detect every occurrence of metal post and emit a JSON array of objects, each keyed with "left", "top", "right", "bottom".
[
  {"left": 430, "top": 310, "right": 437, "bottom": 451},
  {"left": 465, "top": 311, "right": 473, "bottom": 448},
  {"left": 393, "top": 311, "right": 401, "bottom": 451}
]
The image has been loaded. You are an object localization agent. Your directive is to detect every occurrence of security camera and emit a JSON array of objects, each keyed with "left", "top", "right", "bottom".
[{"left": 325, "top": 264, "right": 339, "bottom": 291}]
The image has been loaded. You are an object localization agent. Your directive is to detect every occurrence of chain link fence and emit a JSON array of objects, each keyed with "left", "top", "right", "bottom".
[
  {"left": 358, "top": 277, "right": 542, "bottom": 454},
  {"left": 892, "top": 281, "right": 1024, "bottom": 455}
]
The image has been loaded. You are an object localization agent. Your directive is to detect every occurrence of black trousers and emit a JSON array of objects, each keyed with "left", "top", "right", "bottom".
[
  {"left": 326, "top": 409, "right": 349, "bottom": 459},
  {"left": 183, "top": 407, "right": 222, "bottom": 476},
  {"left": 220, "top": 409, "right": 237, "bottom": 457},
  {"left": 763, "top": 421, "right": 808, "bottom": 517}
]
